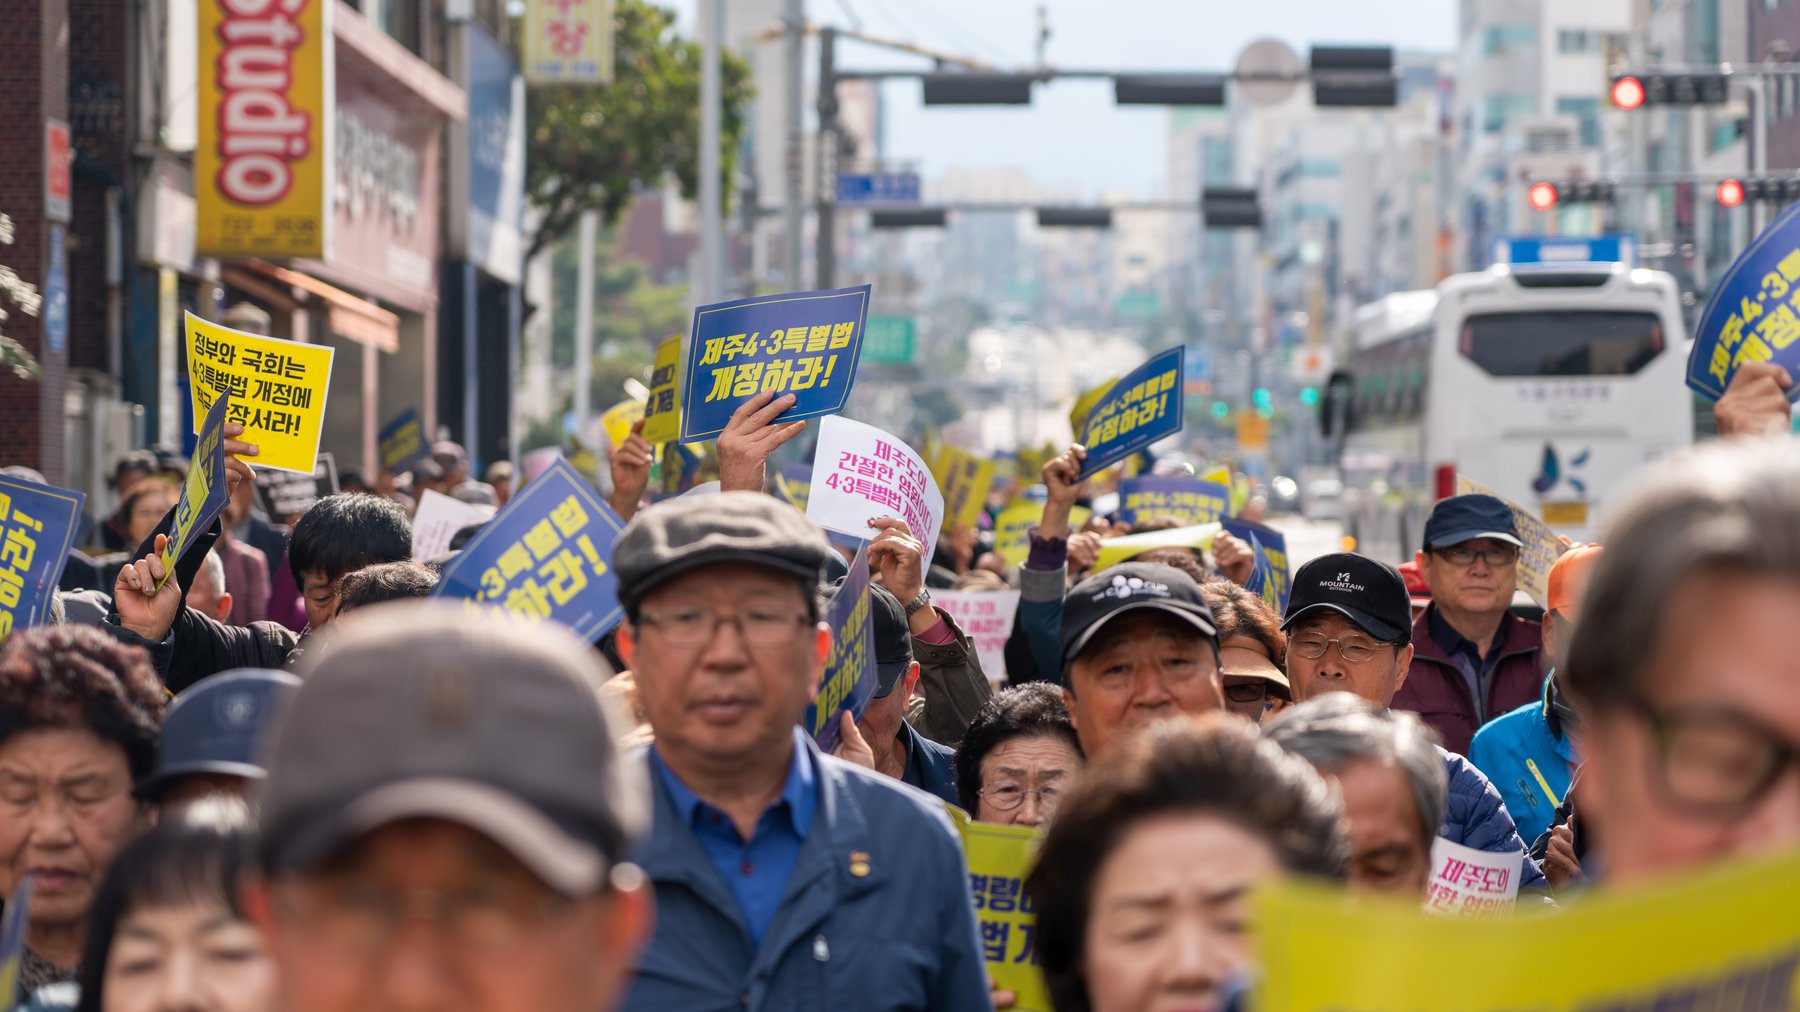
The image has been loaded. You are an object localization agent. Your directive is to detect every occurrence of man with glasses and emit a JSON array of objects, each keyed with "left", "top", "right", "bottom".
[
  {"left": 245, "top": 603, "right": 652, "bottom": 1012},
  {"left": 610, "top": 493, "right": 989, "bottom": 1011},
  {"left": 1281, "top": 552, "right": 1547, "bottom": 889},
  {"left": 1397, "top": 493, "right": 1546, "bottom": 756},
  {"left": 1564, "top": 438, "right": 1800, "bottom": 884},
  {"left": 839, "top": 582, "right": 959, "bottom": 805}
]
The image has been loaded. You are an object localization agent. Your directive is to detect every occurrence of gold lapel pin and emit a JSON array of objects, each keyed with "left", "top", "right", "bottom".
[{"left": 848, "top": 851, "right": 871, "bottom": 877}]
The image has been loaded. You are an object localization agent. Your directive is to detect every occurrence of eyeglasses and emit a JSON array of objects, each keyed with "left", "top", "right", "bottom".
[
  {"left": 980, "top": 782, "right": 1064, "bottom": 812},
  {"left": 1223, "top": 681, "right": 1270, "bottom": 704},
  {"left": 637, "top": 606, "right": 810, "bottom": 647},
  {"left": 1289, "top": 633, "right": 1392, "bottom": 663},
  {"left": 1432, "top": 544, "right": 1520, "bottom": 567},
  {"left": 274, "top": 881, "right": 577, "bottom": 954},
  {"left": 1632, "top": 697, "right": 1800, "bottom": 817}
]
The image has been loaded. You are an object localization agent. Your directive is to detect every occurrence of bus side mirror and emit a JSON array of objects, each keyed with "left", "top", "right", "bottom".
[{"left": 1320, "top": 370, "right": 1353, "bottom": 438}]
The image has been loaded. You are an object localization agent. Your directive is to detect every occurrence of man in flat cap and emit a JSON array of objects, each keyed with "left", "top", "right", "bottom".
[
  {"left": 612, "top": 491, "right": 989, "bottom": 1012},
  {"left": 244, "top": 603, "right": 651, "bottom": 1012}
]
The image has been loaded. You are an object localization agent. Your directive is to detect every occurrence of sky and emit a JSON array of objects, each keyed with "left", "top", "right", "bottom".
[{"left": 664, "top": 0, "right": 1460, "bottom": 198}]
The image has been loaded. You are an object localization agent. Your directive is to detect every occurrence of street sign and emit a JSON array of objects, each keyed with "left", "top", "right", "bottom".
[
  {"left": 43, "top": 226, "right": 66, "bottom": 356},
  {"left": 1493, "top": 234, "right": 1637, "bottom": 267},
  {"left": 835, "top": 172, "right": 921, "bottom": 208},
  {"left": 44, "top": 119, "right": 71, "bottom": 224},
  {"left": 863, "top": 315, "right": 915, "bottom": 365}
]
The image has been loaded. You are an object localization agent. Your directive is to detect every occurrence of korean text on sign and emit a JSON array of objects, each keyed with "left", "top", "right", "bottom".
[
  {"left": 524, "top": 0, "right": 614, "bottom": 84},
  {"left": 158, "top": 392, "right": 234, "bottom": 589},
  {"left": 960, "top": 821, "right": 1053, "bottom": 1012},
  {"left": 185, "top": 311, "right": 335, "bottom": 474},
  {"left": 1687, "top": 201, "right": 1800, "bottom": 401},
  {"left": 1424, "top": 838, "right": 1522, "bottom": 918},
  {"left": 933, "top": 445, "right": 998, "bottom": 531},
  {"left": 994, "top": 500, "right": 1090, "bottom": 568},
  {"left": 803, "top": 545, "right": 874, "bottom": 753},
  {"left": 1075, "top": 346, "right": 1185, "bottom": 479},
  {"left": 1117, "top": 475, "right": 1229, "bottom": 528},
  {"left": 432, "top": 458, "right": 626, "bottom": 642},
  {"left": 0, "top": 475, "right": 84, "bottom": 639},
  {"left": 680, "top": 285, "right": 872, "bottom": 443},
  {"left": 805, "top": 416, "right": 944, "bottom": 577},
  {"left": 931, "top": 590, "right": 1020, "bottom": 683},
  {"left": 379, "top": 408, "right": 429, "bottom": 472},
  {"left": 642, "top": 334, "right": 683, "bottom": 445}
]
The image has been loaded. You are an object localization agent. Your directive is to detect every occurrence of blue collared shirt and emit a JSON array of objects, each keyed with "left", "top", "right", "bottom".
[{"left": 651, "top": 727, "right": 817, "bottom": 949}]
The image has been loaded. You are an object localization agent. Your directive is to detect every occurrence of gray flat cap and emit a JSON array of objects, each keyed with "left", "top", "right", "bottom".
[{"left": 613, "top": 491, "right": 833, "bottom": 612}]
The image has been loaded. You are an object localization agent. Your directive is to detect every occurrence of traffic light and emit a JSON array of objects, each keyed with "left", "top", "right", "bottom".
[
  {"left": 1717, "top": 178, "right": 1800, "bottom": 207},
  {"left": 1036, "top": 207, "right": 1113, "bottom": 228},
  {"left": 1114, "top": 74, "right": 1227, "bottom": 106},
  {"left": 921, "top": 74, "right": 1035, "bottom": 105},
  {"left": 1608, "top": 70, "right": 1731, "bottom": 109},
  {"left": 1526, "top": 180, "right": 1615, "bottom": 211},
  {"left": 1299, "top": 386, "right": 1319, "bottom": 406},
  {"left": 1210, "top": 400, "right": 1231, "bottom": 421},
  {"left": 1202, "top": 187, "right": 1262, "bottom": 230},
  {"left": 869, "top": 208, "right": 948, "bottom": 228},
  {"left": 1252, "top": 387, "right": 1272, "bottom": 409},
  {"left": 1309, "top": 46, "right": 1398, "bottom": 107}
]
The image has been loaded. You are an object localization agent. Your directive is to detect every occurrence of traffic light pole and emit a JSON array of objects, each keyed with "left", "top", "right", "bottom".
[{"left": 816, "top": 26, "right": 838, "bottom": 288}]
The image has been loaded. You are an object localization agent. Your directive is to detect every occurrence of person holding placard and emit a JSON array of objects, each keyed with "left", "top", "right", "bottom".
[{"left": 609, "top": 492, "right": 989, "bottom": 1012}]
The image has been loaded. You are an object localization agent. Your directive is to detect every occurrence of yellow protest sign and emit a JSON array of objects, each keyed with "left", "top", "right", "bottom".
[
  {"left": 934, "top": 445, "right": 998, "bottom": 532},
  {"left": 1200, "top": 464, "right": 1232, "bottom": 487},
  {"left": 185, "top": 312, "right": 334, "bottom": 474},
  {"left": 995, "top": 500, "right": 1090, "bottom": 568},
  {"left": 1255, "top": 845, "right": 1800, "bottom": 1011},
  {"left": 1456, "top": 475, "right": 1567, "bottom": 608},
  {"left": 1069, "top": 375, "right": 1118, "bottom": 438},
  {"left": 1092, "top": 523, "right": 1222, "bottom": 571},
  {"left": 642, "top": 335, "right": 682, "bottom": 445},
  {"left": 960, "top": 821, "right": 1052, "bottom": 1012},
  {"left": 600, "top": 400, "right": 644, "bottom": 450}
]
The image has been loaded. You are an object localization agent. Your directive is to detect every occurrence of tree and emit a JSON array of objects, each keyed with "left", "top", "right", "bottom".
[
  {"left": 545, "top": 225, "right": 689, "bottom": 411},
  {"left": 0, "top": 212, "right": 42, "bottom": 381},
  {"left": 520, "top": 0, "right": 754, "bottom": 263}
]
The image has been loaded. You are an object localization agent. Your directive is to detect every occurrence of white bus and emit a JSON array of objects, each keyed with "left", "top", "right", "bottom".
[{"left": 1322, "top": 263, "right": 1692, "bottom": 564}]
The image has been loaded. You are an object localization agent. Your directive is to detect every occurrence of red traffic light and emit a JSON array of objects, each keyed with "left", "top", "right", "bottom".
[
  {"left": 1527, "top": 182, "right": 1559, "bottom": 212},
  {"left": 1611, "top": 75, "right": 1646, "bottom": 111},
  {"left": 1717, "top": 178, "right": 1746, "bottom": 208}
]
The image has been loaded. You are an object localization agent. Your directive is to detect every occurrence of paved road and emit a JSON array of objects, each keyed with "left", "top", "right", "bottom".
[{"left": 1263, "top": 513, "right": 1346, "bottom": 571}]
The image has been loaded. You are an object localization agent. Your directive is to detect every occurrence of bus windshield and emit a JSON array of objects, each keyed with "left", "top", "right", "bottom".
[{"left": 1458, "top": 310, "right": 1664, "bottom": 377}]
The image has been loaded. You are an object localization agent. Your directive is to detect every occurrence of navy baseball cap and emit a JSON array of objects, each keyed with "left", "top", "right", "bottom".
[
  {"left": 1422, "top": 493, "right": 1522, "bottom": 551},
  {"left": 138, "top": 669, "right": 300, "bottom": 798},
  {"left": 1060, "top": 562, "right": 1218, "bottom": 667},
  {"left": 867, "top": 584, "right": 914, "bottom": 697},
  {"left": 1282, "top": 553, "right": 1412, "bottom": 643}
]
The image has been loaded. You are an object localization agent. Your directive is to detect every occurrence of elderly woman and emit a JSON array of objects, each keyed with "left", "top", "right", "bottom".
[
  {"left": 1199, "top": 580, "right": 1292, "bottom": 723},
  {"left": 1026, "top": 715, "right": 1347, "bottom": 1012},
  {"left": 955, "top": 683, "right": 1083, "bottom": 827},
  {"left": 0, "top": 626, "right": 165, "bottom": 997},
  {"left": 71, "top": 797, "right": 277, "bottom": 1012}
]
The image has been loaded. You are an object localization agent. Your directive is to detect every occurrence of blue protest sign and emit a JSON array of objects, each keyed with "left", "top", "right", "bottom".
[
  {"left": 0, "top": 474, "right": 85, "bottom": 639},
  {"left": 1118, "top": 475, "right": 1230, "bottom": 528},
  {"left": 1076, "top": 347, "right": 1185, "bottom": 479},
  {"left": 803, "top": 544, "right": 874, "bottom": 754},
  {"left": 0, "top": 877, "right": 30, "bottom": 999},
  {"left": 1221, "top": 517, "right": 1290, "bottom": 611},
  {"left": 433, "top": 457, "right": 626, "bottom": 641},
  {"left": 378, "top": 407, "right": 430, "bottom": 472},
  {"left": 160, "top": 391, "right": 233, "bottom": 588},
  {"left": 680, "top": 284, "right": 872, "bottom": 443},
  {"left": 1686, "top": 201, "right": 1800, "bottom": 401}
]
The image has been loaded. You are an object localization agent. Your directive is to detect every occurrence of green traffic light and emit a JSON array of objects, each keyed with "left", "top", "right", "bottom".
[
  {"left": 1210, "top": 401, "right": 1230, "bottom": 420},
  {"left": 1300, "top": 387, "right": 1319, "bottom": 406},
  {"left": 1252, "top": 387, "right": 1272, "bottom": 408}
]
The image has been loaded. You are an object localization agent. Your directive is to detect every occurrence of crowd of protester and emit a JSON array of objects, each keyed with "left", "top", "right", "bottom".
[{"left": 3, "top": 361, "right": 1799, "bottom": 1011}]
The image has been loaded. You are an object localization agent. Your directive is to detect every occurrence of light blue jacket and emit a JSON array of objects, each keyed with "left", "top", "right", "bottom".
[
  {"left": 1468, "top": 692, "right": 1578, "bottom": 847},
  {"left": 623, "top": 735, "right": 990, "bottom": 1012}
]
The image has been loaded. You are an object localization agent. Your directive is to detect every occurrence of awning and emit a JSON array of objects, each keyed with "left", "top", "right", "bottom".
[{"left": 223, "top": 260, "right": 401, "bottom": 353}]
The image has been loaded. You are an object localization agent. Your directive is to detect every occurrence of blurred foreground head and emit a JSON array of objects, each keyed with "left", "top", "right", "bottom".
[
  {"left": 1565, "top": 437, "right": 1800, "bottom": 885},
  {"left": 246, "top": 603, "right": 650, "bottom": 1012}
]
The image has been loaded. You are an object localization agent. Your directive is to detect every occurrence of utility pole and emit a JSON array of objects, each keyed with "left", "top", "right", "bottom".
[
  {"left": 573, "top": 209, "right": 596, "bottom": 423},
  {"left": 782, "top": 0, "right": 805, "bottom": 288},
  {"left": 699, "top": 0, "right": 725, "bottom": 304},
  {"left": 816, "top": 26, "right": 838, "bottom": 289}
]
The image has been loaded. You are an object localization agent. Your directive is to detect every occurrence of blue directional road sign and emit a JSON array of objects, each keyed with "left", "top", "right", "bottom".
[{"left": 835, "top": 172, "right": 922, "bottom": 207}]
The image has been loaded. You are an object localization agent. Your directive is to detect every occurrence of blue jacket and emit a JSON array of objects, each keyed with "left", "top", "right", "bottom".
[
  {"left": 1468, "top": 694, "right": 1578, "bottom": 847},
  {"left": 900, "top": 719, "right": 960, "bottom": 807},
  {"left": 624, "top": 735, "right": 990, "bottom": 1012},
  {"left": 1440, "top": 747, "right": 1548, "bottom": 891}
]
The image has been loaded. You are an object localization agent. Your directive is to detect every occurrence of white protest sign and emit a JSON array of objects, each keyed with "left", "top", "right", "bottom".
[
  {"left": 1424, "top": 837, "right": 1522, "bottom": 918},
  {"left": 807, "top": 416, "right": 943, "bottom": 577},
  {"left": 411, "top": 489, "right": 493, "bottom": 561},
  {"left": 932, "top": 589, "right": 1021, "bottom": 684}
]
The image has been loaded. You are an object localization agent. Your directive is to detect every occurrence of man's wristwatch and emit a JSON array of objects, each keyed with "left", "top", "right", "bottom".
[{"left": 904, "top": 590, "right": 932, "bottom": 617}]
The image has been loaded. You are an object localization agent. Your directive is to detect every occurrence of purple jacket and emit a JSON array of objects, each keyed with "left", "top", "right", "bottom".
[{"left": 1394, "top": 607, "right": 1543, "bottom": 757}]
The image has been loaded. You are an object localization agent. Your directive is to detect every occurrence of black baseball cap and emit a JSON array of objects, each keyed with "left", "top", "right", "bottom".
[
  {"left": 613, "top": 491, "right": 834, "bottom": 613},
  {"left": 867, "top": 584, "right": 913, "bottom": 697},
  {"left": 260, "top": 603, "right": 645, "bottom": 895},
  {"left": 137, "top": 669, "right": 300, "bottom": 799},
  {"left": 1422, "top": 493, "right": 1522, "bottom": 551},
  {"left": 1060, "top": 562, "right": 1218, "bottom": 667},
  {"left": 1282, "top": 552, "right": 1412, "bottom": 643}
]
